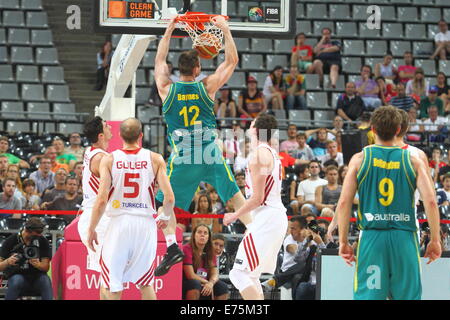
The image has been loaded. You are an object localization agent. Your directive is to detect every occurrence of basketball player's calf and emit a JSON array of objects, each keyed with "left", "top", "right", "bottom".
[{"left": 155, "top": 201, "right": 184, "bottom": 276}]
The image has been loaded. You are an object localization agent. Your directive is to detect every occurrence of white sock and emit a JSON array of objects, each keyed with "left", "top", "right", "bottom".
[{"left": 165, "top": 234, "right": 176, "bottom": 247}]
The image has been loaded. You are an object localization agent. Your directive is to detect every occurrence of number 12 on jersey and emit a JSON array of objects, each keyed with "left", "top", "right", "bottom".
[{"left": 179, "top": 105, "right": 202, "bottom": 127}]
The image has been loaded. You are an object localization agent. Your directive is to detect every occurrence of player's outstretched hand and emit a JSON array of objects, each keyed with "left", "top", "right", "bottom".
[
  {"left": 87, "top": 229, "right": 98, "bottom": 252},
  {"left": 223, "top": 212, "right": 237, "bottom": 226},
  {"left": 424, "top": 240, "right": 442, "bottom": 264},
  {"left": 339, "top": 243, "right": 356, "bottom": 267},
  {"left": 211, "top": 15, "right": 229, "bottom": 31}
]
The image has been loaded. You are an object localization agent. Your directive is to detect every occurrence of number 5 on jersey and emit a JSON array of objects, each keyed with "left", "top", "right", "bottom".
[{"left": 124, "top": 173, "right": 140, "bottom": 198}]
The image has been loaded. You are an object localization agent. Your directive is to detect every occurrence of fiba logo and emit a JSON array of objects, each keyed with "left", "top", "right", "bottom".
[
  {"left": 112, "top": 200, "right": 121, "bottom": 209},
  {"left": 365, "top": 213, "right": 375, "bottom": 222}
]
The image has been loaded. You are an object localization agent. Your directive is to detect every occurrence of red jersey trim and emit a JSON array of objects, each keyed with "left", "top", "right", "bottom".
[{"left": 120, "top": 148, "right": 142, "bottom": 155}]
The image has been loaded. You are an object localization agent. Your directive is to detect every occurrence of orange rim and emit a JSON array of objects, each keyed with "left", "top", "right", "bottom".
[{"left": 175, "top": 12, "right": 229, "bottom": 23}]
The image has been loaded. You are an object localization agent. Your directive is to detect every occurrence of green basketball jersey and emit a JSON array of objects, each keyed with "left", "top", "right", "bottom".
[
  {"left": 162, "top": 81, "right": 217, "bottom": 150},
  {"left": 356, "top": 145, "right": 417, "bottom": 232}
]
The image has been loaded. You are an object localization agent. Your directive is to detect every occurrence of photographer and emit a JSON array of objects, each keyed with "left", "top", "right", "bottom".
[
  {"left": 262, "top": 217, "right": 326, "bottom": 299},
  {"left": 0, "top": 218, "right": 52, "bottom": 300},
  {"left": 420, "top": 222, "right": 450, "bottom": 254}
]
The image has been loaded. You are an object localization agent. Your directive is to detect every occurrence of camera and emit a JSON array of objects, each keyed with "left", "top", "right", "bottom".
[
  {"left": 421, "top": 222, "right": 430, "bottom": 233},
  {"left": 308, "top": 220, "right": 327, "bottom": 240},
  {"left": 8, "top": 236, "right": 40, "bottom": 269}
]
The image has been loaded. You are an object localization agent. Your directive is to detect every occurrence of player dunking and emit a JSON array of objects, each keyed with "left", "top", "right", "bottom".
[
  {"left": 153, "top": 17, "right": 251, "bottom": 275},
  {"left": 87, "top": 118, "right": 175, "bottom": 300},
  {"left": 77, "top": 116, "right": 112, "bottom": 300},
  {"left": 337, "top": 106, "right": 442, "bottom": 300},
  {"left": 223, "top": 114, "right": 288, "bottom": 300}
]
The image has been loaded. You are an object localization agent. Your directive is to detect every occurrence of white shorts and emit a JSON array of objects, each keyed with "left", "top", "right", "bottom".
[
  {"left": 78, "top": 208, "right": 111, "bottom": 272},
  {"left": 232, "top": 206, "right": 288, "bottom": 277},
  {"left": 99, "top": 214, "right": 157, "bottom": 293}
]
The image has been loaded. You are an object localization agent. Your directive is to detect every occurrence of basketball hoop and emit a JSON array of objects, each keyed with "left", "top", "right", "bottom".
[{"left": 175, "top": 12, "right": 229, "bottom": 53}]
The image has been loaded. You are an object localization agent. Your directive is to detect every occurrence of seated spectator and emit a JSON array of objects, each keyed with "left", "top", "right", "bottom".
[
  {"left": 376, "top": 76, "right": 397, "bottom": 105},
  {"left": 0, "top": 137, "right": 30, "bottom": 169},
  {"left": 422, "top": 106, "right": 447, "bottom": 134},
  {"left": 234, "top": 138, "right": 250, "bottom": 173},
  {"left": 64, "top": 133, "right": 85, "bottom": 163},
  {"left": 214, "top": 84, "right": 237, "bottom": 128},
  {"left": 263, "top": 66, "right": 286, "bottom": 110},
  {"left": 183, "top": 224, "right": 229, "bottom": 300},
  {"left": 355, "top": 65, "right": 382, "bottom": 110},
  {"left": 319, "top": 141, "right": 344, "bottom": 167},
  {"left": 210, "top": 189, "right": 224, "bottom": 215},
  {"left": 398, "top": 51, "right": 417, "bottom": 85},
  {"left": 191, "top": 193, "right": 222, "bottom": 234},
  {"left": 29, "top": 156, "right": 55, "bottom": 195},
  {"left": 329, "top": 115, "right": 344, "bottom": 139},
  {"left": 234, "top": 171, "right": 246, "bottom": 196},
  {"left": 438, "top": 151, "right": 450, "bottom": 183},
  {"left": 285, "top": 65, "right": 307, "bottom": 110},
  {"left": 43, "top": 177, "right": 81, "bottom": 224},
  {"left": 0, "top": 218, "right": 53, "bottom": 300},
  {"left": 374, "top": 52, "right": 397, "bottom": 83},
  {"left": 95, "top": 40, "right": 113, "bottom": 91},
  {"left": 338, "top": 165, "right": 348, "bottom": 186},
  {"left": 212, "top": 234, "right": 230, "bottom": 275},
  {"left": 405, "top": 108, "right": 423, "bottom": 141},
  {"left": 292, "top": 133, "right": 314, "bottom": 163},
  {"left": 21, "top": 179, "right": 40, "bottom": 210},
  {"left": 6, "top": 164, "right": 25, "bottom": 205},
  {"left": 305, "top": 128, "right": 329, "bottom": 157},
  {"left": 280, "top": 124, "right": 299, "bottom": 157},
  {"left": 296, "top": 160, "right": 328, "bottom": 216},
  {"left": 290, "top": 164, "right": 310, "bottom": 215},
  {"left": 314, "top": 166, "right": 342, "bottom": 217},
  {"left": 336, "top": 82, "right": 365, "bottom": 121},
  {"left": 53, "top": 138, "right": 77, "bottom": 170},
  {"left": 0, "top": 155, "right": 8, "bottom": 182},
  {"left": 40, "top": 168, "right": 68, "bottom": 206},
  {"left": 72, "top": 161, "right": 83, "bottom": 194},
  {"left": 291, "top": 32, "right": 314, "bottom": 74},
  {"left": 430, "top": 19, "right": 450, "bottom": 61},
  {"left": 406, "top": 68, "right": 429, "bottom": 101},
  {"left": 0, "top": 178, "right": 22, "bottom": 218},
  {"left": 46, "top": 146, "right": 70, "bottom": 173},
  {"left": 237, "top": 76, "right": 267, "bottom": 124},
  {"left": 389, "top": 83, "right": 416, "bottom": 111},
  {"left": 436, "top": 72, "right": 450, "bottom": 115},
  {"left": 419, "top": 87, "right": 445, "bottom": 118},
  {"left": 312, "top": 27, "right": 341, "bottom": 88},
  {"left": 357, "top": 112, "right": 375, "bottom": 145},
  {"left": 437, "top": 173, "right": 450, "bottom": 204},
  {"left": 429, "top": 147, "right": 448, "bottom": 183}
]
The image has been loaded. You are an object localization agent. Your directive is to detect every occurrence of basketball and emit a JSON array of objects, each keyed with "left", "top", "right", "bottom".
[{"left": 194, "top": 33, "right": 220, "bottom": 59}]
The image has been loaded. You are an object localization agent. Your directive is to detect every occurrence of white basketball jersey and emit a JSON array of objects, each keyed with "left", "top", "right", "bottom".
[
  {"left": 105, "top": 148, "right": 156, "bottom": 218},
  {"left": 245, "top": 143, "right": 285, "bottom": 212},
  {"left": 82, "top": 146, "right": 108, "bottom": 209}
]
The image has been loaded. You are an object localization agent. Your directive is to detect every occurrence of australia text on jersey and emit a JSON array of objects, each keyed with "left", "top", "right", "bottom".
[{"left": 171, "top": 126, "right": 280, "bottom": 165}]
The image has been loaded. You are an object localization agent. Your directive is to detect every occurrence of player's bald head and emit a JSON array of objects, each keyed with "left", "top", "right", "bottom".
[{"left": 120, "top": 118, "right": 142, "bottom": 144}]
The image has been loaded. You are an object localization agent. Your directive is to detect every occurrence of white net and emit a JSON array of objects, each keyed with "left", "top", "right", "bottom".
[{"left": 177, "top": 18, "right": 225, "bottom": 52}]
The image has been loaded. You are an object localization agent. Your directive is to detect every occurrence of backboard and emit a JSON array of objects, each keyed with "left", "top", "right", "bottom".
[{"left": 94, "top": 0, "right": 296, "bottom": 39}]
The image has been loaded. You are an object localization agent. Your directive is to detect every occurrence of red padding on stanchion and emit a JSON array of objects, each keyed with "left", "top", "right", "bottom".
[{"left": 0, "top": 210, "right": 449, "bottom": 224}]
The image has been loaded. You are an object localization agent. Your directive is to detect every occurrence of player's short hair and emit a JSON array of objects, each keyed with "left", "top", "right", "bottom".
[
  {"left": 84, "top": 116, "right": 104, "bottom": 144},
  {"left": 290, "top": 215, "right": 308, "bottom": 229},
  {"left": 325, "top": 165, "right": 339, "bottom": 174},
  {"left": 178, "top": 50, "right": 200, "bottom": 76},
  {"left": 254, "top": 114, "right": 278, "bottom": 142},
  {"left": 397, "top": 108, "right": 409, "bottom": 137},
  {"left": 120, "top": 118, "right": 142, "bottom": 144},
  {"left": 370, "top": 106, "right": 402, "bottom": 142},
  {"left": 212, "top": 234, "right": 226, "bottom": 243}
]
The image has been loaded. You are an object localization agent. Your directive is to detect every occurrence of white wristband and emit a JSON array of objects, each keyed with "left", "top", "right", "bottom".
[{"left": 155, "top": 214, "right": 170, "bottom": 222}]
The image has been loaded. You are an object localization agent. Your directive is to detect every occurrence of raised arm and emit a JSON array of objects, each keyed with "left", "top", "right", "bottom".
[
  {"left": 203, "top": 16, "right": 239, "bottom": 99},
  {"left": 154, "top": 18, "right": 177, "bottom": 101}
]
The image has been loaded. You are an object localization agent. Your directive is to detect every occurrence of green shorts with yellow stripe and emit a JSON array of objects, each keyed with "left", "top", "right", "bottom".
[
  {"left": 155, "top": 142, "right": 239, "bottom": 211},
  {"left": 354, "top": 228, "right": 422, "bottom": 300}
]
